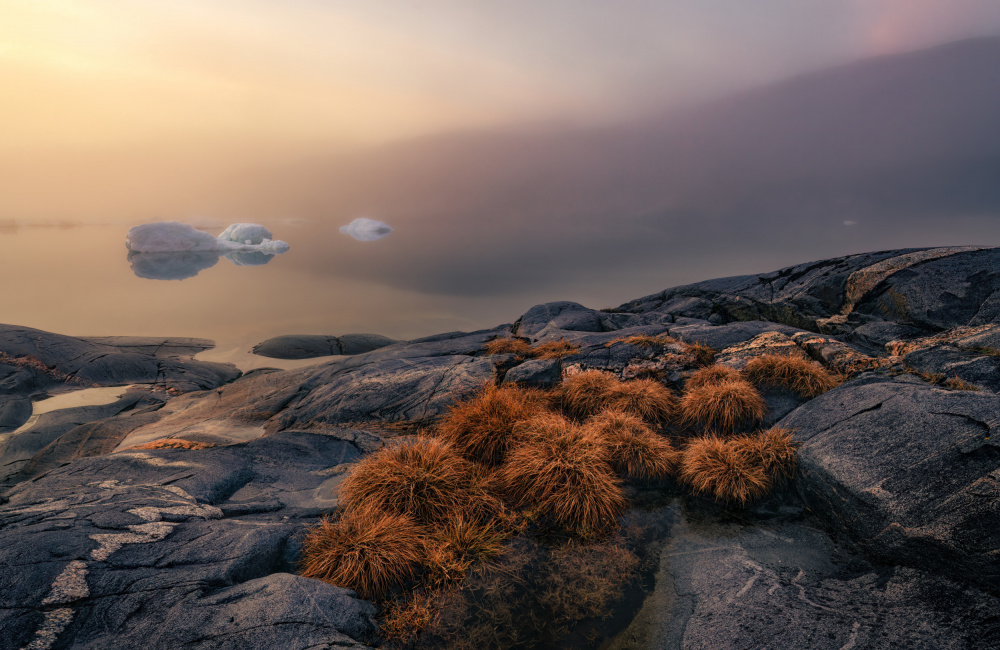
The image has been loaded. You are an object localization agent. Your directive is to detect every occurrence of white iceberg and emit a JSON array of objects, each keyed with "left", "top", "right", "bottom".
[
  {"left": 339, "top": 217, "right": 393, "bottom": 241},
  {"left": 126, "top": 221, "right": 290, "bottom": 253},
  {"left": 218, "top": 223, "right": 274, "bottom": 246}
]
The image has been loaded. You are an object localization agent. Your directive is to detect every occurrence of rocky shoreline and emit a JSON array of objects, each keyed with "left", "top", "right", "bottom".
[{"left": 3, "top": 246, "right": 1000, "bottom": 649}]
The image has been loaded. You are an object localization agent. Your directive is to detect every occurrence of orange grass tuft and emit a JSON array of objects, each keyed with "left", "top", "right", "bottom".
[
  {"left": 685, "top": 342, "right": 717, "bottom": 367},
  {"left": 557, "top": 370, "right": 621, "bottom": 420},
  {"left": 679, "top": 435, "right": 771, "bottom": 506},
  {"left": 339, "top": 437, "right": 478, "bottom": 525},
  {"left": 436, "top": 383, "right": 550, "bottom": 465},
  {"left": 685, "top": 364, "right": 741, "bottom": 391},
  {"left": 584, "top": 409, "right": 678, "bottom": 481},
  {"left": 484, "top": 336, "right": 580, "bottom": 360},
  {"left": 423, "top": 515, "right": 509, "bottom": 589},
  {"left": 484, "top": 336, "right": 534, "bottom": 358},
  {"left": 502, "top": 422, "right": 626, "bottom": 535},
  {"left": 532, "top": 339, "right": 581, "bottom": 360},
  {"left": 679, "top": 379, "right": 767, "bottom": 434},
  {"left": 299, "top": 507, "right": 425, "bottom": 599},
  {"left": 379, "top": 592, "right": 440, "bottom": 645},
  {"left": 732, "top": 426, "right": 798, "bottom": 482},
  {"left": 606, "top": 378, "right": 679, "bottom": 425},
  {"left": 741, "top": 353, "right": 838, "bottom": 398}
]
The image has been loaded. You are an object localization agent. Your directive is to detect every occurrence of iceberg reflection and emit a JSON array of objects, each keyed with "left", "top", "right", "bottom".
[{"left": 339, "top": 217, "right": 393, "bottom": 241}]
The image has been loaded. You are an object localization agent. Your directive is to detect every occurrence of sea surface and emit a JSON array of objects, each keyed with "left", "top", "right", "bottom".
[{"left": 3, "top": 214, "right": 996, "bottom": 371}]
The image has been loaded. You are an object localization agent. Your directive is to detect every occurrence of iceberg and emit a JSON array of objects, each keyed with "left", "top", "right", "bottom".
[
  {"left": 126, "top": 221, "right": 290, "bottom": 253},
  {"left": 339, "top": 217, "right": 393, "bottom": 241},
  {"left": 125, "top": 221, "right": 290, "bottom": 280}
]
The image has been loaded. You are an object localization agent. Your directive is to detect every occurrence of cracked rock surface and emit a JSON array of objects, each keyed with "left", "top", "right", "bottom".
[{"left": 0, "top": 430, "right": 379, "bottom": 650}]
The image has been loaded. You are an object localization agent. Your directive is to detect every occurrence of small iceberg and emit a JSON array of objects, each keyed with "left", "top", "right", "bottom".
[
  {"left": 339, "top": 217, "right": 393, "bottom": 241},
  {"left": 125, "top": 221, "right": 290, "bottom": 280},
  {"left": 126, "top": 221, "right": 290, "bottom": 253}
]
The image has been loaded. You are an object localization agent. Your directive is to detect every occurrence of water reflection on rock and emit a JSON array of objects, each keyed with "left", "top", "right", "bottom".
[{"left": 128, "top": 249, "right": 279, "bottom": 280}]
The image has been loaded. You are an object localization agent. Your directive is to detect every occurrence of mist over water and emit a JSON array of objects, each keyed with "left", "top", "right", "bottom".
[{"left": 3, "top": 38, "right": 1000, "bottom": 369}]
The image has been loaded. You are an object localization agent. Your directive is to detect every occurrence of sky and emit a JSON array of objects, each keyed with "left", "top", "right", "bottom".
[{"left": 4, "top": 0, "right": 1000, "bottom": 154}]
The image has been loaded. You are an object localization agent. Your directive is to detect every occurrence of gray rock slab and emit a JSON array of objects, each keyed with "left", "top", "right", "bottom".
[
  {"left": 667, "top": 320, "right": 807, "bottom": 350},
  {"left": 853, "top": 248, "right": 1000, "bottom": 330},
  {"left": 616, "top": 250, "right": 917, "bottom": 328},
  {"left": 848, "top": 320, "right": 923, "bottom": 352},
  {"left": 273, "top": 355, "right": 496, "bottom": 429},
  {"left": 252, "top": 334, "right": 399, "bottom": 360},
  {"left": 0, "top": 394, "right": 31, "bottom": 433},
  {"left": 903, "top": 345, "right": 1000, "bottom": 392},
  {"left": 0, "top": 391, "right": 168, "bottom": 483},
  {"left": 610, "top": 502, "right": 1000, "bottom": 649},
  {"left": 513, "top": 301, "right": 673, "bottom": 339},
  {"left": 0, "top": 324, "right": 241, "bottom": 393},
  {"left": 0, "top": 430, "right": 380, "bottom": 650},
  {"left": 783, "top": 374, "right": 1000, "bottom": 592},
  {"left": 502, "top": 358, "right": 562, "bottom": 388}
]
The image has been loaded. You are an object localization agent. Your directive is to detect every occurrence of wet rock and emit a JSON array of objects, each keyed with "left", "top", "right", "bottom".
[
  {"left": 784, "top": 374, "right": 1000, "bottom": 593},
  {"left": 610, "top": 502, "right": 1000, "bottom": 649},
  {"left": 0, "top": 430, "right": 380, "bottom": 650}
]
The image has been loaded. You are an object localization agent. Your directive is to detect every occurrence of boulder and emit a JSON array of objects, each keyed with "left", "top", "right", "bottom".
[
  {"left": 502, "top": 358, "right": 562, "bottom": 388},
  {"left": 785, "top": 374, "right": 1000, "bottom": 593},
  {"left": 609, "top": 502, "right": 1000, "bottom": 649},
  {"left": 252, "top": 334, "right": 399, "bottom": 360}
]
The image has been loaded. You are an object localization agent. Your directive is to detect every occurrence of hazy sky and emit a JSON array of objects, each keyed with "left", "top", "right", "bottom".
[{"left": 4, "top": 0, "right": 1000, "bottom": 152}]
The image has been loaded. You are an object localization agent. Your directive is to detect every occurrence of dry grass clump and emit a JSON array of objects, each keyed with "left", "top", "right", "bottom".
[
  {"left": 943, "top": 376, "right": 979, "bottom": 391},
  {"left": 436, "top": 383, "right": 549, "bottom": 465},
  {"left": 483, "top": 336, "right": 581, "bottom": 360},
  {"left": 742, "top": 353, "right": 838, "bottom": 398},
  {"left": 679, "top": 379, "right": 767, "bottom": 434},
  {"left": 685, "top": 342, "right": 717, "bottom": 367},
  {"left": 130, "top": 438, "right": 215, "bottom": 450},
  {"left": 379, "top": 592, "right": 440, "bottom": 645},
  {"left": 557, "top": 370, "right": 620, "bottom": 420},
  {"left": 685, "top": 364, "right": 741, "bottom": 391},
  {"left": 484, "top": 336, "right": 533, "bottom": 358},
  {"left": 531, "top": 339, "right": 581, "bottom": 360},
  {"left": 423, "top": 516, "right": 508, "bottom": 589},
  {"left": 732, "top": 426, "right": 798, "bottom": 483},
  {"left": 679, "top": 435, "right": 771, "bottom": 506},
  {"left": 339, "top": 437, "right": 478, "bottom": 525},
  {"left": 558, "top": 371, "right": 678, "bottom": 425},
  {"left": 606, "top": 378, "right": 679, "bottom": 425},
  {"left": 502, "top": 423, "right": 626, "bottom": 535},
  {"left": 300, "top": 507, "right": 426, "bottom": 599},
  {"left": 584, "top": 409, "right": 678, "bottom": 481}
]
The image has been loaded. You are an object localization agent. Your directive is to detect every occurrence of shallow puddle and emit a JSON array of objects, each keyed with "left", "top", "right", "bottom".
[{"left": 8, "top": 386, "right": 130, "bottom": 436}]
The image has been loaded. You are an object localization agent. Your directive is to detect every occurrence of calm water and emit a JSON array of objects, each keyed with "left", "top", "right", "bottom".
[
  {"left": 0, "top": 221, "right": 676, "bottom": 370},
  {"left": 3, "top": 214, "right": 996, "bottom": 371}
]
